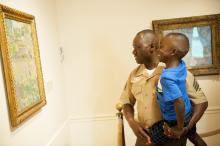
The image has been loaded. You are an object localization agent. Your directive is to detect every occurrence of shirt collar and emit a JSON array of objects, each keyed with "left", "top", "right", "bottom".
[{"left": 135, "top": 63, "right": 165, "bottom": 78}]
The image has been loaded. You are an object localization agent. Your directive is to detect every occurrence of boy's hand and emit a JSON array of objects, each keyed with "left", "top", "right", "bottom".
[{"left": 163, "top": 122, "right": 188, "bottom": 139}]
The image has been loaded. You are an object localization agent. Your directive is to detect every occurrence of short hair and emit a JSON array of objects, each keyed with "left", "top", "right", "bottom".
[
  {"left": 137, "top": 29, "right": 155, "bottom": 36},
  {"left": 165, "top": 32, "right": 189, "bottom": 59},
  {"left": 136, "top": 29, "right": 158, "bottom": 49}
]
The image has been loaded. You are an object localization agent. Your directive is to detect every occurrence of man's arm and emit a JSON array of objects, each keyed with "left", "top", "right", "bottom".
[
  {"left": 123, "top": 104, "right": 151, "bottom": 144},
  {"left": 119, "top": 71, "right": 151, "bottom": 144},
  {"left": 185, "top": 71, "right": 208, "bottom": 130},
  {"left": 187, "top": 101, "right": 208, "bottom": 130},
  {"left": 123, "top": 104, "right": 135, "bottom": 123}
]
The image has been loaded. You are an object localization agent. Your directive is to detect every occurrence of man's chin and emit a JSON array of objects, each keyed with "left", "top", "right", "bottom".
[
  {"left": 134, "top": 57, "right": 142, "bottom": 64},
  {"left": 135, "top": 60, "right": 141, "bottom": 64}
]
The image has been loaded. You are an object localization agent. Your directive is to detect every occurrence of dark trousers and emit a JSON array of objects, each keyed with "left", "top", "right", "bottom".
[
  {"left": 135, "top": 136, "right": 187, "bottom": 146},
  {"left": 148, "top": 112, "right": 195, "bottom": 145}
]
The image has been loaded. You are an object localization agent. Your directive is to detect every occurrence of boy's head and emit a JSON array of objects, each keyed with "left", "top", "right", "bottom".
[{"left": 159, "top": 32, "right": 189, "bottom": 63}]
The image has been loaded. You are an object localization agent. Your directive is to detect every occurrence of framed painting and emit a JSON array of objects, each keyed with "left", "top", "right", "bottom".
[
  {"left": 152, "top": 14, "right": 220, "bottom": 76},
  {"left": 0, "top": 5, "right": 46, "bottom": 127}
]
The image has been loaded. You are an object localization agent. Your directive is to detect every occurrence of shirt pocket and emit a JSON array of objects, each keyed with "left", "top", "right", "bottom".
[
  {"left": 131, "top": 77, "right": 145, "bottom": 100},
  {"left": 131, "top": 85, "right": 142, "bottom": 97}
]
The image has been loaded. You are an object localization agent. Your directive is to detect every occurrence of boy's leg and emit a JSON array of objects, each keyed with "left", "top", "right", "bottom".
[{"left": 188, "top": 132, "right": 207, "bottom": 146}]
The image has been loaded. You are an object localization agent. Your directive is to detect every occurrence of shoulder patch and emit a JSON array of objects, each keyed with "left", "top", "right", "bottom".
[{"left": 193, "top": 79, "right": 201, "bottom": 91}]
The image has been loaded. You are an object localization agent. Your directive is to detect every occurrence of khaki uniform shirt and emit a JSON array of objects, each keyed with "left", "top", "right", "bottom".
[{"left": 119, "top": 63, "right": 207, "bottom": 129}]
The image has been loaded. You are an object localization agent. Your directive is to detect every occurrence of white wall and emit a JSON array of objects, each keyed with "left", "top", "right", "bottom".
[
  {"left": 1, "top": 0, "right": 220, "bottom": 146},
  {"left": 0, "top": 0, "right": 68, "bottom": 146},
  {"left": 56, "top": 0, "right": 220, "bottom": 116},
  {"left": 55, "top": 0, "right": 220, "bottom": 145}
]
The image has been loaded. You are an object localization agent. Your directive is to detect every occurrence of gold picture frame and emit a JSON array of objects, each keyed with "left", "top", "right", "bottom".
[
  {"left": 0, "top": 4, "right": 46, "bottom": 127},
  {"left": 153, "top": 14, "right": 220, "bottom": 76}
]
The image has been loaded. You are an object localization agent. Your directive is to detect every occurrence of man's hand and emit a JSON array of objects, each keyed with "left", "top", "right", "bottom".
[
  {"left": 163, "top": 122, "right": 188, "bottom": 139},
  {"left": 123, "top": 104, "right": 152, "bottom": 144},
  {"left": 129, "top": 120, "right": 152, "bottom": 144}
]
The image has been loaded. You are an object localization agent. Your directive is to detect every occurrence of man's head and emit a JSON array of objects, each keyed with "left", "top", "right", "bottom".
[
  {"left": 132, "top": 29, "right": 158, "bottom": 64},
  {"left": 159, "top": 32, "right": 189, "bottom": 63}
]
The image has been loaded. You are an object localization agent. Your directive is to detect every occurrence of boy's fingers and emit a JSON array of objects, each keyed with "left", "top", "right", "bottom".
[
  {"left": 163, "top": 122, "right": 168, "bottom": 130},
  {"left": 163, "top": 128, "right": 169, "bottom": 136},
  {"left": 163, "top": 122, "right": 170, "bottom": 130},
  {"left": 163, "top": 122, "right": 172, "bottom": 136}
]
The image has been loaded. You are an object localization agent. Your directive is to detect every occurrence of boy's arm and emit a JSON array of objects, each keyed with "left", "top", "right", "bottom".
[
  {"left": 163, "top": 97, "right": 186, "bottom": 139},
  {"left": 163, "top": 71, "right": 208, "bottom": 137},
  {"left": 161, "top": 77, "right": 187, "bottom": 138},
  {"left": 174, "top": 98, "right": 185, "bottom": 130}
]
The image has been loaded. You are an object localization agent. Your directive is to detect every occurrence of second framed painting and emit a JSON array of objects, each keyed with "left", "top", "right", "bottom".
[
  {"left": 0, "top": 5, "right": 46, "bottom": 127},
  {"left": 153, "top": 14, "right": 220, "bottom": 76}
]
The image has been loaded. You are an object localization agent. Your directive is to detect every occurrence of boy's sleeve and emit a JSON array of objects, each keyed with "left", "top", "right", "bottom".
[
  {"left": 119, "top": 73, "right": 136, "bottom": 106},
  {"left": 161, "top": 77, "right": 182, "bottom": 102},
  {"left": 186, "top": 71, "right": 207, "bottom": 104}
]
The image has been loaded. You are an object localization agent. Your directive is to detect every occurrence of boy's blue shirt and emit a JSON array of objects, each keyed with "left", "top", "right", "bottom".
[{"left": 157, "top": 60, "right": 191, "bottom": 121}]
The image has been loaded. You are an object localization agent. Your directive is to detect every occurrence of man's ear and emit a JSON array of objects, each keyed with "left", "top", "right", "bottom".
[
  {"left": 171, "top": 48, "right": 177, "bottom": 56},
  {"left": 149, "top": 47, "right": 154, "bottom": 54},
  {"left": 150, "top": 43, "right": 156, "bottom": 54}
]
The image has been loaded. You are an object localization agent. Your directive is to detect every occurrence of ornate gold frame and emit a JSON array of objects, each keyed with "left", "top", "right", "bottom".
[
  {"left": 0, "top": 4, "right": 46, "bottom": 127},
  {"left": 153, "top": 14, "right": 220, "bottom": 76}
]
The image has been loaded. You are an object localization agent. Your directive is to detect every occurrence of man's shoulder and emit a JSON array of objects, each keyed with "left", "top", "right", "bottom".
[
  {"left": 130, "top": 63, "right": 165, "bottom": 77},
  {"left": 186, "top": 70, "right": 196, "bottom": 86},
  {"left": 186, "top": 70, "right": 194, "bottom": 79},
  {"left": 130, "top": 64, "right": 145, "bottom": 77}
]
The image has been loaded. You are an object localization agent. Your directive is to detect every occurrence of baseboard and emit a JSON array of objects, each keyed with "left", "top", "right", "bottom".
[
  {"left": 67, "top": 106, "right": 220, "bottom": 123},
  {"left": 69, "top": 114, "right": 116, "bottom": 122},
  {"left": 205, "top": 106, "right": 220, "bottom": 114},
  {"left": 45, "top": 107, "right": 220, "bottom": 146},
  {"left": 45, "top": 118, "right": 70, "bottom": 146}
]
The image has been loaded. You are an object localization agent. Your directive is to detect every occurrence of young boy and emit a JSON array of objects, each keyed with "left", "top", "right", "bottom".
[{"left": 148, "top": 33, "right": 206, "bottom": 146}]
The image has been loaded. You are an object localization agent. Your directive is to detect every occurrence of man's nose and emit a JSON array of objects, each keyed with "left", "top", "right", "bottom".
[{"left": 132, "top": 49, "right": 137, "bottom": 55}]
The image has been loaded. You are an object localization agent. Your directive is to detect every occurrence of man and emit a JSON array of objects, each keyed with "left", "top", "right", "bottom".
[{"left": 119, "top": 29, "right": 208, "bottom": 146}]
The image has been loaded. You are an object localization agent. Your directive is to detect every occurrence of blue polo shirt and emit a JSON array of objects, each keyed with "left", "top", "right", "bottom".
[{"left": 157, "top": 60, "right": 191, "bottom": 121}]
